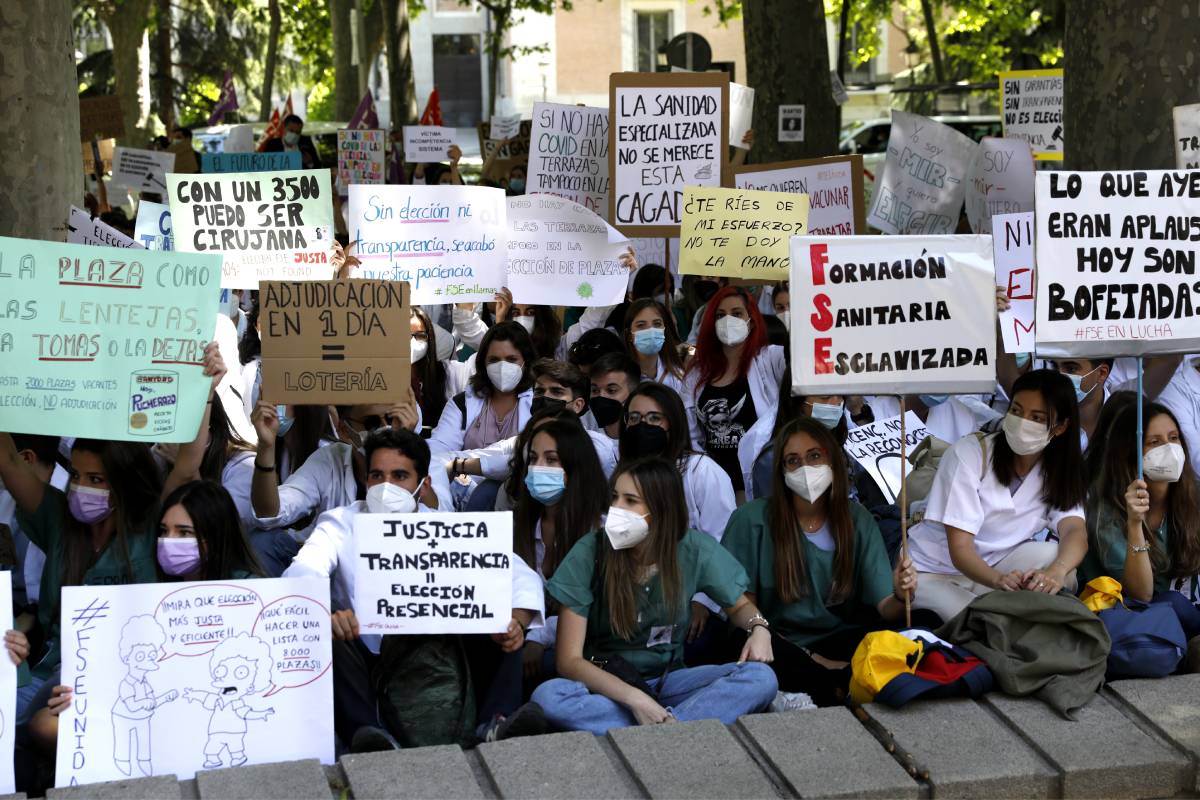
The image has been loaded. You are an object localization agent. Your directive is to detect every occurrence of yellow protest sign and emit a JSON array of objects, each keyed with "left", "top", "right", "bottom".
[{"left": 678, "top": 186, "right": 809, "bottom": 280}]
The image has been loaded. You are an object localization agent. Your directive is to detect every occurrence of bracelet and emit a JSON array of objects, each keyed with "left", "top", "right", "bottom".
[
  {"left": 1129, "top": 542, "right": 1151, "bottom": 553},
  {"left": 253, "top": 461, "right": 276, "bottom": 472},
  {"left": 745, "top": 614, "right": 769, "bottom": 634}
]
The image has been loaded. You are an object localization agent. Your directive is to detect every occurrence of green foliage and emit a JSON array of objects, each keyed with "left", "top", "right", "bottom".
[{"left": 470, "top": 0, "right": 573, "bottom": 62}]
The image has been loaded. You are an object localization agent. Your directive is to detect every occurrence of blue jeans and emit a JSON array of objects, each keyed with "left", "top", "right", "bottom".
[
  {"left": 532, "top": 662, "right": 777, "bottom": 736},
  {"left": 16, "top": 674, "right": 48, "bottom": 727}
]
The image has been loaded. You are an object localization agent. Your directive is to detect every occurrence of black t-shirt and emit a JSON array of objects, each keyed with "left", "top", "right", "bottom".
[{"left": 697, "top": 376, "right": 756, "bottom": 490}]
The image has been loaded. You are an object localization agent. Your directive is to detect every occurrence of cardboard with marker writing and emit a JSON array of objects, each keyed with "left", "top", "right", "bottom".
[{"left": 259, "top": 279, "right": 410, "bottom": 404}]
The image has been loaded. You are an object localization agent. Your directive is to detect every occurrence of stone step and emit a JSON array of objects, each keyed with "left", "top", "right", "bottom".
[
  {"left": 477, "top": 730, "right": 641, "bottom": 798},
  {"left": 194, "top": 759, "right": 330, "bottom": 800},
  {"left": 339, "top": 745, "right": 485, "bottom": 799},
  {"left": 45, "top": 775, "right": 183, "bottom": 799},
  {"left": 1107, "top": 674, "right": 1200, "bottom": 793}
]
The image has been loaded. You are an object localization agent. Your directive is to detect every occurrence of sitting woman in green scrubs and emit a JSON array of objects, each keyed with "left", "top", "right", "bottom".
[
  {"left": 531, "top": 457, "right": 779, "bottom": 734},
  {"left": 722, "top": 416, "right": 918, "bottom": 706}
]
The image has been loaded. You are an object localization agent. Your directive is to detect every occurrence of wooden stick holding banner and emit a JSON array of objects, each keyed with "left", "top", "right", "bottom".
[
  {"left": 1137, "top": 356, "right": 1144, "bottom": 480},
  {"left": 898, "top": 395, "right": 911, "bottom": 628},
  {"left": 663, "top": 237, "right": 672, "bottom": 315}
]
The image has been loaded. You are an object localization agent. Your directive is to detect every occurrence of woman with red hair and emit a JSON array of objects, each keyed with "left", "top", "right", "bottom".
[{"left": 684, "top": 286, "right": 787, "bottom": 499}]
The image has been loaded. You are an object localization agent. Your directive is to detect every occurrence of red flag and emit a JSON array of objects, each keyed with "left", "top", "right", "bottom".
[
  {"left": 257, "top": 107, "right": 282, "bottom": 151},
  {"left": 419, "top": 88, "right": 443, "bottom": 126}
]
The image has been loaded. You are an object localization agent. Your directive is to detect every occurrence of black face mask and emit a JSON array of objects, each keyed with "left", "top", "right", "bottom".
[
  {"left": 531, "top": 396, "right": 567, "bottom": 416},
  {"left": 621, "top": 423, "right": 669, "bottom": 460},
  {"left": 589, "top": 395, "right": 624, "bottom": 428}
]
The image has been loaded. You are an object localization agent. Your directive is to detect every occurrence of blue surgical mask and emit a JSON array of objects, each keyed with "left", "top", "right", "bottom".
[
  {"left": 810, "top": 401, "right": 844, "bottom": 430},
  {"left": 276, "top": 404, "right": 295, "bottom": 437},
  {"left": 524, "top": 465, "right": 565, "bottom": 504},
  {"left": 919, "top": 394, "right": 949, "bottom": 407},
  {"left": 509, "top": 178, "right": 525, "bottom": 193},
  {"left": 1065, "top": 366, "right": 1101, "bottom": 404},
  {"left": 1014, "top": 352, "right": 1032, "bottom": 369},
  {"left": 633, "top": 328, "right": 666, "bottom": 355}
]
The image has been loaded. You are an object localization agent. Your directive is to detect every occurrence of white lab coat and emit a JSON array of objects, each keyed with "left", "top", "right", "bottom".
[
  {"left": 220, "top": 450, "right": 259, "bottom": 532},
  {"left": 907, "top": 433, "right": 1084, "bottom": 574},
  {"left": 681, "top": 453, "right": 737, "bottom": 539},
  {"left": 455, "top": 428, "right": 619, "bottom": 481},
  {"left": 284, "top": 500, "right": 544, "bottom": 654},
  {"left": 428, "top": 388, "right": 534, "bottom": 456},
  {"left": 866, "top": 396, "right": 983, "bottom": 446},
  {"left": 1157, "top": 358, "right": 1200, "bottom": 479},
  {"left": 682, "top": 344, "right": 787, "bottom": 452}
]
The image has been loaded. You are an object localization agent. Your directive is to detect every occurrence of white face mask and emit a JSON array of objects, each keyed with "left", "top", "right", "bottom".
[
  {"left": 777, "top": 310, "right": 791, "bottom": 331},
  {"left": 784, "top": 465, "right": 833, "bottom": 502},
  {"left": 715, "top": 315, "right": 750, "bottom": 346},
  {"left": 604, "top": 506, "right": 650, "bottom": 550},
  {"left": 1002, "top": 413, "right": 1053, "bottom": 456},
  {"left": 366, "top": 481, "right": 419, "bottom": 514},
  {"left": 486, "top": 360, "right": 524, "bottom": 393},
  {"left": 514, "top": 315, "right": 536, "bottom": 334},
  {"left": 1144, "top": 442, "right": 1186, "bottom": 483},
  {"left": 411, "top": 337, "right": 428, "bottom": 362}
]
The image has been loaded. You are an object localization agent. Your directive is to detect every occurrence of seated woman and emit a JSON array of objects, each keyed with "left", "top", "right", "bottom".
[
  {"left": 908, "top": 369, "right": 1088, "bottom": 624},
  {"left": 411, "top": 305, "right": 472, "bottom": 433},
  {"left": 722, "top": 417, "right": 916, "bottom": 706},
  {"left": 531, "top": 458, "right": 778, "bottom": 735},
  {"left": 1082, "top": 402, "right": 1200, "bottom": 641}
]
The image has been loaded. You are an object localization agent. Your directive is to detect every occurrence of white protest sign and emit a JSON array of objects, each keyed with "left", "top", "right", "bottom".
[
  {"left": 993, "top": 211, "right": 1036, "bottom": 353},
  {"left": 1034, "top": 170, "right": 1200, "bottom": 357},
  {"left": 348, "top": 184, "right": 507, "bottom": 304},
  {"left": 867, "top": 111, "right": 978, "bottom": 235},
  {"left": 134, "top": 201, "right": 173, "bottom": 250},
  {"left": 610, "top": 72, "right": 728, "bottom": 236},
  {"left": 112, "top": 147, "right": 175, "bottom": 194},
  {"left": 489, "top": 114, "right": 521, "bottom": 141},
  {"left": 167, "top": 170, "right": 335, "bottom": 289},
  {"left": 0, "top": 573, "right": 14, "bottom": 793},
  {"left": 402, "top": 126, "right": 458, "bottom": 160},
  {"left": 790, "top": 234, "right": 997, "bottom": 395},
  {"left": 830, "top": 71, "right": 849, "bottom": 106},
  {"left": 735, "top": 155, "right": 865, "bottom": 235},
  {"left": 629, "top": 237, "right": 666, "bottom": 268},
  {"left": 778, "top": 105, "right": 805, "bottom": 143},
  {"left": 964, "top": 137, "right": 1035, "bottom": 235},
  {"left": 528, "top": 102, "right": 610, "bottom": 218},
  {"left": 729, "top": 83, "right": 754, "bottom": 150},
  {"left": 507, "top": 195, "right": 630, "bottom": 306},
  {"left": 1000, "top": 69, "right": 1064, "bottom": 161},
  {"left": 353, "top": 511, "right": 513, "bottom": 634},
  {"left": 56, "top": 577, "right": 333, "bottom": 787},
  {"left": 1173, "top": 104, "right": 1200, "bottom": 169},
  {"left": 67, "top": 206, "right": 143, "bottom": 249},
  {"left": 843, "top": 412, "right": 930, "bottom": 504}
]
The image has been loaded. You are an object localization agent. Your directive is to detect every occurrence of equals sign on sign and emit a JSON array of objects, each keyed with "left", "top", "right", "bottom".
[{"left": 321, "top": 344, "right": 345, "bottom": 361}]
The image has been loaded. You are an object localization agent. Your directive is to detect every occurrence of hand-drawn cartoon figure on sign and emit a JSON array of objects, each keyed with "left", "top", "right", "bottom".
[
  {"left": 112, "top": 616, "right": 179, "bottom": 777},
  {"left": 184, "top": 634, "right": 275, "bottom": 769}
]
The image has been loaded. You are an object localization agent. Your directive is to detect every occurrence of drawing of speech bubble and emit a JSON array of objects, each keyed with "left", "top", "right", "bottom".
[
  {"left": 154, "top": 583, "right": 265, "bottom": 659},
  {"left": 251, "top": 594, "right": 331, "bottom": 697}
]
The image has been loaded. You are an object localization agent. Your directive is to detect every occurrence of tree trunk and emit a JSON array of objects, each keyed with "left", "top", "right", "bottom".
[
  {"left": 154, "top": 0, "right": 173, "bottom": 131},
  {"left": 260, "top": 0, "right": 281, "bottom": 120},
  {"left": 1064, "top": 0, "right": 1200, "bottom": 170},
  {"left": 329, "top": 0, "right": 358, "bottom": 120},
  {"left": 100, "top": 0, "right": 153, "bottom": 145},
  {"left": 486, "top": 9, "right": 509, "bottom": 118},
  {"left": 743, "top": 0, "right": 839, "bottom": 163},
  {"left": 0, "top": 0, "right": 82, "bottom": 240},
  {"left": 382, "top": 0, "right": 418, "bottom": 130}
]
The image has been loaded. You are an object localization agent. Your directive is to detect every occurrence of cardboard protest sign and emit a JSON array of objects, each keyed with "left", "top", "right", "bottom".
[
  {"left": 1000, "top": 69, "right": 1064, "bottom": 161},
  {"left": 353, "top": 511, "right": 513, "bottom": 635},
  {"left": 729, "top": 83, "right": 754, "bottom": 150},
  {"left": 403, "top": 126, "right": 458, "bottom": 161},
  {"left": 506, "top": 196, "right": 630, "bottom": 307},
  {"left": 78, "top": 95, "right": 125, "bottom": 142},
  {"left": 527, "top": 102, "right": 610, "bottom": 218},
  {"left": 259, "top": 279, "right": 410, "bottom": 405},
  {"left": 168, "top": 140, "right": 199, "bottom": 174},
  {"left": 199, "top": 151, "right": 301, "bottom": 173},
  {"left": 679, "top": 187, "right": 809, "bottom": 281},
  {"left": 867, "top": 111, "right": 978, "bottom": 236},
  {"left": 0, "top": 236, "right": 221, "bottom": 442},
  {"left": 489, "top": 114, "right": 521, "bottom": 141},
  {"left": 82, "top": 139, "right": 115, "bottom": 177},
  {"left": 778, "top": 105, "right": 805, "bottom": 143},
  {"left": 478, "top": 119, "right": 532, "bottom": 176},
  {"left": 1034, "top": 170, "right": 1200, "bottom": 357},
  {"left": 0, "top": 573, "right": 15, "bottom": 793},
  {"left": 167, "top": 169, "right": 335, "bottom": 289},
  {"left": 337, "top": 129, "right": 385, "bottom": 188},
  {"left": 964, "top": 137, "right": 1035, "bottom": 235},
  {"left": 734, "top": 155, "right": 865, "bottom": 235},
  {"left": 112, "top": 147, "right": 175, "bottom": 194},
  {"left": 843, "top": 412, "right": 930, "bottom": 504},
  {"left": 790, "top": 234, "right": 997, "bottom": 395},
  {"left": 610, "top": 72, "right": 728, "bottom": 237},
  {"left": 993, "top": 211, "right": 1036, "bottom": 354},
  {"left": 347, "top": 184, "right": 507, "bottom": 304},
  {"left": 134, "top": 201, "right": 173, "bottom": 250},
  {"left": 55, "top": 577, "right": 333, "bottom": 787},
  {"left": 67, "top": 206, "right": 142, "bottom": 249},
  {"left": 1173, "top": 104, "right": 1200, "bottom": 169}
]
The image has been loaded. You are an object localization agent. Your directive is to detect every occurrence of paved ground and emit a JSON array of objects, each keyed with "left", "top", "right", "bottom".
[{"left": 20, "top": 674, "right": 1200, "bottom": 799}]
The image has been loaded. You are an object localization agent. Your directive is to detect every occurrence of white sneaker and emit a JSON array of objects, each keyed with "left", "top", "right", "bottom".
[{"left": 770, "top": 691, "right": 817, "bottom": 713}]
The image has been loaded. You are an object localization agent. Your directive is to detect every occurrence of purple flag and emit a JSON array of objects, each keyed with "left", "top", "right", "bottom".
[
  {"left": 348, "top": 90, "right": 379, "bottom": 130},
  {"left": 207, "top": 70, "right": 241, "bottom": 126}
]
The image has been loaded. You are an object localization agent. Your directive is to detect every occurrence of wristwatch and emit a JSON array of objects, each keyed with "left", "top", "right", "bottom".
[{"left": 745, "top": 615, "right": 770, "bottom": 634}]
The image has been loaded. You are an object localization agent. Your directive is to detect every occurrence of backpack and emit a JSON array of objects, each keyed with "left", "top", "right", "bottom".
[
  {"left": 374, "top": 634, "right": 476, "bottom": 748},
  {"left": 1097, "top": 598, "right": 1186, "bottom": 679},
  {"left": 453, "top": 391, "right": 468, "bottom": 430}
]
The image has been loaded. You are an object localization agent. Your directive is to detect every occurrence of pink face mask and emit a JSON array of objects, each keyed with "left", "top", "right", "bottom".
[
  {"left": 157, "top": 537, "right": 202, "bottom": 577},
  {"left": 68, "top": 485, "right": 112, "bottom": 524}
]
